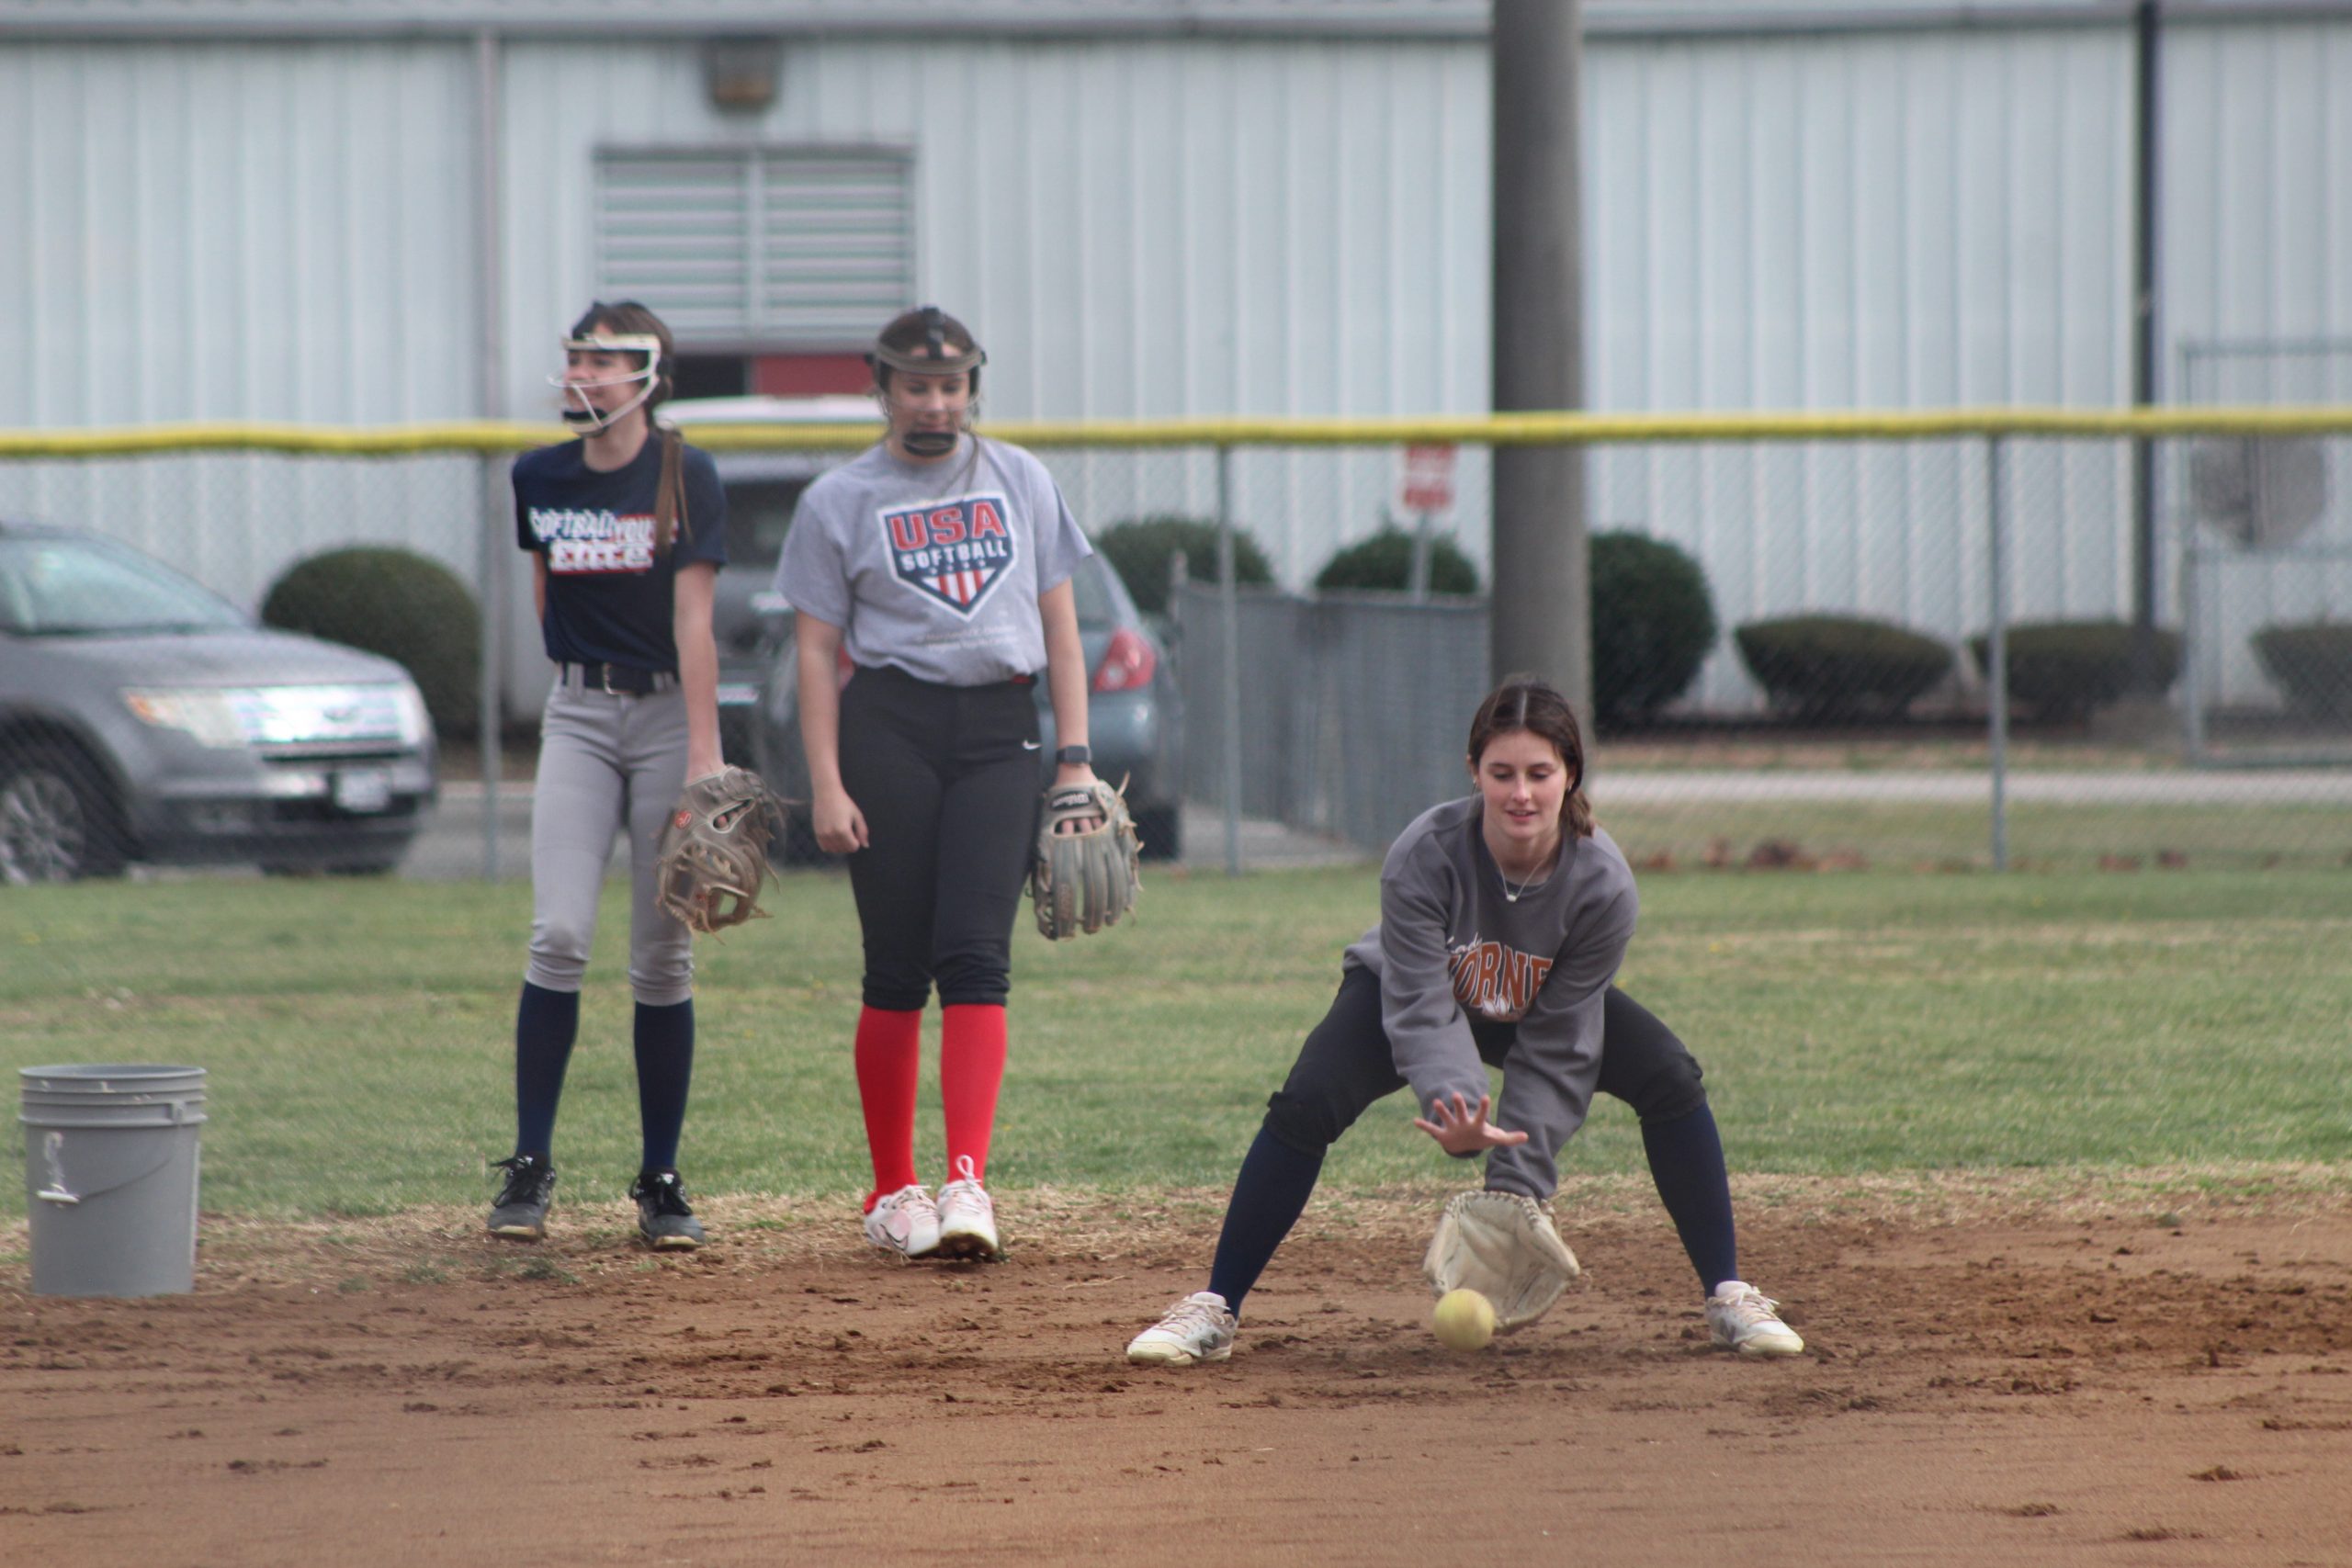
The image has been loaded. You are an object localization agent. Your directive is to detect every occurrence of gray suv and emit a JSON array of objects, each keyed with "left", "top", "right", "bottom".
[{"left": 0, "top": 522, "right": 438, "bottom": 882}]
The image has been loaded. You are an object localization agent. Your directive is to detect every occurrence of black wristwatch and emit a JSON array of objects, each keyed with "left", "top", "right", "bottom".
[{"left": 1055, "top": 745, "right": 1091, "bottom": 765}]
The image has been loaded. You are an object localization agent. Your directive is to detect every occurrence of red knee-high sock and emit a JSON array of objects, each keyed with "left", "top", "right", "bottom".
[
  {"left": 940, "top": 1003, "right": 1009, "bottom": 1183},
  {"left": 854, "top": 1005, "right": 923, "bottom": 1210}
]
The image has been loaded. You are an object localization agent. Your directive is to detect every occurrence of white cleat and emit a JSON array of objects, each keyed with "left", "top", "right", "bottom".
[
  {"left": 1706, "top": 1280, "right": 1806, "bottom": 1358},
  {"left": 863, "top": 1184, "right": 942, "bottom": 1259},
  {"left": 934, "top": 1155, "right": 1003, "bottom": 1260},
  {"left": 1127, "top": 1292, "right": 1238, "bottom": 1366}
]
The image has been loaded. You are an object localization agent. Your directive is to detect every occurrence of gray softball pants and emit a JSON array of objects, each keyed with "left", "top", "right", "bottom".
[{"left": 525, "top": 679, "right": 694, "bottom": 1005}]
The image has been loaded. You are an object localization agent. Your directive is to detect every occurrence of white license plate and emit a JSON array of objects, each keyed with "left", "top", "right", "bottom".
[{"left": 334, "top": 770, "right": 392, "bottom": 814}]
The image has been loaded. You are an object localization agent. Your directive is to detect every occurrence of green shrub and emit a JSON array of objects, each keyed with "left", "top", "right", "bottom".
[
  {"left": 1965, "top": 620, "right": 2183, "bottom": 723},
  {"left": 2252, "top": 621, "right": 2352, "bottom": 723},
  {"left": 1093, "top": 515, "right": 1274, "bottom": 616},
  {"left": 1734, "top": 615, "right": 1952, "bottom": 722},
  {"left": 1591, "top": 530, "right": 1717, "bottom": 729},
  {"left": 1313, "top": 526, "right": 1479, "bottom": 596},
  {"left": 262, "top": 547, "right": 481, "bottom": 739}
]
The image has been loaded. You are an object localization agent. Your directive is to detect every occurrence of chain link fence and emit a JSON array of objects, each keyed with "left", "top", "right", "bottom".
[{"left": 2, "top": 414, "right": 2347, "bottom": 885}]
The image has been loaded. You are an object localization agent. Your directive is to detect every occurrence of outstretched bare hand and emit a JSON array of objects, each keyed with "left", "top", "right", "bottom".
[{"left": 1412, "top": 1091, "right": 1529, "bottom": 1156}]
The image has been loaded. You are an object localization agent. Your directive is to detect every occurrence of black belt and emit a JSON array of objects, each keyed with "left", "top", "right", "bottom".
[{"left": 560, "top": 660, "right": 675, "bottom": 695}]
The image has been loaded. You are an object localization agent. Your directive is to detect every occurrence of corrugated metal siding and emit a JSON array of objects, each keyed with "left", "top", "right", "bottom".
[
  {"left": 2163, "top": 20, "right": 2352, "bottom": 707},
  {"left": 494, "top": 35, "right": 1491, "bottom": 589},
  {"left": 2, "top": 18, "right": 2347, "bottom": 712},
  {"left": 0, "top": 41, "right": 483, "bottom": 627},
  {"left": 1586, "top": 23, "right": 2145, "bottom": 706}
]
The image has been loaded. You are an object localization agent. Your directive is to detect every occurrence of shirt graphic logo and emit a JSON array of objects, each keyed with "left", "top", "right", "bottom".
[
  {"left": 531, "top": 506, "right": 655, "bottom": 575},
  {"left": 881, "top": 493, "right": 1015, "bottom": 616},
  {"left": 1447, "top": 934, "right": 1554, "bottom": 1021}
]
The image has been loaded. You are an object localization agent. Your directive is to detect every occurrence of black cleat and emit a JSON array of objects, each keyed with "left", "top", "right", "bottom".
[
  {"left": 630, "top": 1169, "right": 707, "bottom": 1250},
  {"left": 487, "top": 1153, "right": 556, "bottom": 1240}
]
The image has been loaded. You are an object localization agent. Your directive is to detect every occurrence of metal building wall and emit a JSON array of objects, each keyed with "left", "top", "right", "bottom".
[
  {"left": 1, "top": 15, "right": 2346, "bottom": 713},
  {"left": 494, "top": 34, "right": 1491, "bottom": 594},
  {"left": 2163, "top": 19, "right": 2352, "bottom": 707},
  {"left": 1579, "top": 15, "right": 2352, "bottom": 710},
  {"left": 0, "top": 40, "right": 484, "bottom": 613},
  {"left": 1586, "top": 22, "right": 2141, "bottom": 707}
]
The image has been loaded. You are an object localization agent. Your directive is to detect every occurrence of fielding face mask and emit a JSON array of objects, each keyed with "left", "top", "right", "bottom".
[{"left": 552, "top": 332, "right": 663, "bottom": 432}]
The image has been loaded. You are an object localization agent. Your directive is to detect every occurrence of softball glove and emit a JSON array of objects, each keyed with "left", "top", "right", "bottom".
[
  {"left": 654, "top": 766, "right": 778, "bottom": 934},
  {"left": 1029, "top": 777, "right": 1141, "bottom": 941},
  {"left": 1421, "top": 1190, "right": 1582, "bottom": 1331}
]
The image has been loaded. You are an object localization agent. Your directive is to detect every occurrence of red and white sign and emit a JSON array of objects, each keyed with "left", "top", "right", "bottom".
[{"left": 1400, "top": 444, "right": 1457, "bottom": 514}]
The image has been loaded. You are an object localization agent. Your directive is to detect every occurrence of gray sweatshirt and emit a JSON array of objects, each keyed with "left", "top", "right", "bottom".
[{"left": 1343, "top": 796, "right": 1639, "bottom": 1199}]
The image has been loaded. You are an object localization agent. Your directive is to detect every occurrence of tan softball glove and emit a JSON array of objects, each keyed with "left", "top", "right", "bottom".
[
  {"left": 654, "top": 766, "right": 778, "bottom": 934},
  {"left": 1421, "top": 1190, "right": 1582, "bottom": 1331},
  {"left": 1029, "top": 777, "right": 1141, "bottom": 940}
]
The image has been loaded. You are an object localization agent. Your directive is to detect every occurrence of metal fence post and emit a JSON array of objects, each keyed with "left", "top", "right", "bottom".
[
  {"left": 2180, "top": 538, "right": 2207, "bottom": 761},
  {"left": 477, "top": 454, "right": 505, "bottom": 882},
  {"left": 1216, "top": 443, "right": 1243, "bottom": 875},
  {"left": 1985, "top": 434, "right": 2010, "bottom": 872}
]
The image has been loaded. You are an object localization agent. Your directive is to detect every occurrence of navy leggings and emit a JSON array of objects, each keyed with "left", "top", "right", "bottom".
[
  {"left": 837, "top": 664, "right": 1042, "bottom": 1010},
  {"left": 1205, "top": 969, "right": 1737, "bottom": 1312}
]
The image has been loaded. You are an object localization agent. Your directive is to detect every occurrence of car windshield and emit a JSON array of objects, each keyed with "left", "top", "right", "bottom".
[
  {"left": 722, "top": 479, "right": 810, "bottom": 565},
  {"left": 0, "top": 536, "right": 249, "bottom": 637}
]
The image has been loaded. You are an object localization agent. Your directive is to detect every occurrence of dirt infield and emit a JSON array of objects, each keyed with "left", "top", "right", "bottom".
[{"left": 6, "top": 1179, "right": 2348, "bottom": 1568}]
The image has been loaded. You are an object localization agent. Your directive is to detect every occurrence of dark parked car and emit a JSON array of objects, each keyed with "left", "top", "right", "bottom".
[
  {"left": 661, "top": 396, "right": 1184, "bottom": 863},
  {"left": 665, "top": 395, "right": 882, "bottom": 765},
  {"left": 0, "top": 522, "right": 438, "bottom": 883}
]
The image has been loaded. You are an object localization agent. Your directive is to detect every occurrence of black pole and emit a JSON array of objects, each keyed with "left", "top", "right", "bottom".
[
  {"left": 1490, "top": 0, "right": 1589, "bottom": 709},
  {"left": 2130, "top": 0, "right": 2162, "bottom": 683}
]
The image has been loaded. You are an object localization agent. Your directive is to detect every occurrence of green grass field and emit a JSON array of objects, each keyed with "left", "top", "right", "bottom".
[{"left": 2, "top": 864, "right": 2346, "bottom": 1221}]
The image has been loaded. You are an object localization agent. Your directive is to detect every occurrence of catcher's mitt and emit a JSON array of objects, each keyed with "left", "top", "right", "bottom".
[
  {"left": 1029, "top": 778, "right": 1141, "bottom": 940},
  {"left": 1420, "top": 1190, "right": 1582, "bottom": 1331},
  {"left": 654, "top": 767, "right": 777, "bottom": 934}
]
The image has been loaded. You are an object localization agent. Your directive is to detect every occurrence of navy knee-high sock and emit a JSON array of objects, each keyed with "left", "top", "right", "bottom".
[
  {"left": 1640, "top": 1102, "right": 1740, "bottom": 1294},
  {"left": 1205, "top": 1126, "right": 1327, "bottom": 1316},
  {"left": 632, "top": 998, "right": 695, "bottom": 1173},
  {"left": 514, "top": 981, "right": 581, "bottom": 1159}
]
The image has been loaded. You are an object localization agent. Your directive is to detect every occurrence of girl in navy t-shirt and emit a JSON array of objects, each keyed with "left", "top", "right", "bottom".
[{"left": 488, "top": 300, "right": 729, "bottom": 1252}]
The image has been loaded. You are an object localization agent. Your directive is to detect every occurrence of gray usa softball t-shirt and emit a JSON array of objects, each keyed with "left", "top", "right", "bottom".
[{"left": 773, "top": 434, "right": 1092, "bottom": 685}]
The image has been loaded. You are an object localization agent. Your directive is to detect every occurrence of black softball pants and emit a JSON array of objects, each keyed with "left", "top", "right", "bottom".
[
  {"left": 837, "top": 664, "right": 1042, "bottom": 1011},
  {"left": 1261, "top": 965, "right": 1709, "bottom": 1156}
]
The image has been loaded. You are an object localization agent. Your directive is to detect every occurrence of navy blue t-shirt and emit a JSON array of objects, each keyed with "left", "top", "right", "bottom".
[{"left": 513, "top": 434, "right": 728, "bottom": 672}]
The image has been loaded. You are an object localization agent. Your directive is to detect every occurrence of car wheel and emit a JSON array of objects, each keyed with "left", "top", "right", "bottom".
[
  {"left": 1133, "top": 803, "right": 1182, "bottom": 863},
  {"left": 0, "top": 742, "right": 130, "bottom": 885}
]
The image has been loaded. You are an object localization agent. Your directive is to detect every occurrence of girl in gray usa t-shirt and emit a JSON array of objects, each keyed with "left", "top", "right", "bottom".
[
  {"left": 775, "top": 435, "right": 1091, "bottom": 686},
  {"left": 771, "top": 306, "right": 1103, "bottom": 1270},
  {"left": 1124, "top": 678, "right": 1808, "bottom": 1368}
]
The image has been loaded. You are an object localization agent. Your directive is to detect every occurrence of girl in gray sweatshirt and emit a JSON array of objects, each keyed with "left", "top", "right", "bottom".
[{"left": 1126, "top": 677, "right": 1805, "bottom": 1365}]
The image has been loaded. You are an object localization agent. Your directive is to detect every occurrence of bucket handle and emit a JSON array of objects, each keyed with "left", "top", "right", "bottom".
[
  {"left": 32, "top": 1126, "right": 186, "bottom": 1205},
  {"left": 36, "top": 1131, "right": 80, "bottom": 1205}
]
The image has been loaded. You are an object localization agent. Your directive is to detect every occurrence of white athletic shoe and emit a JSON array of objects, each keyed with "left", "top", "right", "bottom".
[
  {"left": 863, "top": 1184, "right": 942, "bottom": 1259},
  {"left": 933, "top": 1156, "right": 1003, "bottom": 1260},
  {"left": 1126, "top": 1292, "right": 1238, "bottom": 1366},
  {"left": 1705, "top": 1280, "right": 1806, "bottom": 1358}
]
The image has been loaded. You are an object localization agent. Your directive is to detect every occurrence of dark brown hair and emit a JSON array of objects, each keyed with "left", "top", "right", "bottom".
[
  {"left": 869, "top": 306, "right": 984, "bottom": 393},
  {"left": 568, "top": 299, "right": 674, "bottom": 413},
  {"left": 1465, "top": 675, "right": 1595, "bottom": 839}
]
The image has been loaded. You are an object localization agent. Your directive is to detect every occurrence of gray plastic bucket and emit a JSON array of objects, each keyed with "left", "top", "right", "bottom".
[{"left": 19, "top": 1064, "right": 207, "bottom": 1297}]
